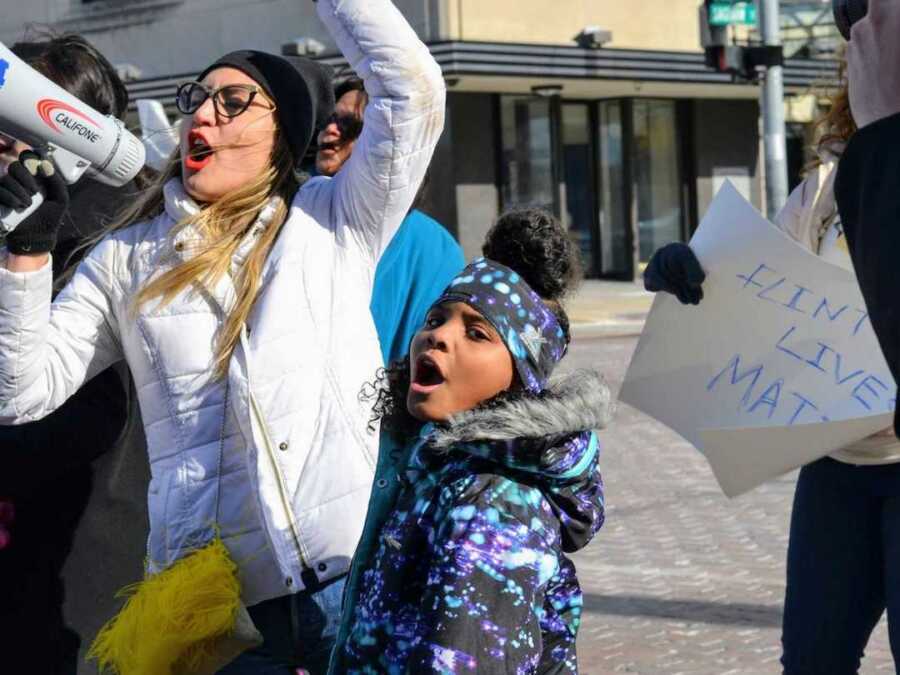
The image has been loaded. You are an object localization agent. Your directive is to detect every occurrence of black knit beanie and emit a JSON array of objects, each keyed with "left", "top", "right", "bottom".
[{"left": 199, "top": 50, "right": 335, "bottom": 167}]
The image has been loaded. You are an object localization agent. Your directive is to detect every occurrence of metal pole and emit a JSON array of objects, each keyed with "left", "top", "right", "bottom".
[{"left": 759, "top": 0, "right": 789, "bottom": 220}]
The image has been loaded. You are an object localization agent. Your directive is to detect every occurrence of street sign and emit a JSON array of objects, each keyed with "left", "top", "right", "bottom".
[{"left": 709, "top": 1, "right": 758, "bottom": 26}]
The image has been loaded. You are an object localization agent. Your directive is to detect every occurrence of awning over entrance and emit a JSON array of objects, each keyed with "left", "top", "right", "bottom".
[
  {"left": 124, "top": 40, "right": 838, "bottom": 110},
  {"left": 425, "top": 41, "right": 837, "bottom": 92}
]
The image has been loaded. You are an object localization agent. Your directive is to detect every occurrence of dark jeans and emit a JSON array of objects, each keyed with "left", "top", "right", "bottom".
[
  {"left": 217, "top": 574, "right": 346, "bottom": 675},
  {"left": 0, "top": 367, "right": 128, "bottom": 674},
  {"left": 0, "top": 466, "right": 93, "bottom": 675},
  {"left": 781, "top": 457, "right": 900, "bottom": 674}
]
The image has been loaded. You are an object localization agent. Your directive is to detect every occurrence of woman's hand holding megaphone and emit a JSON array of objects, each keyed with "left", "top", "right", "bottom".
[{"left": 0, "top": 150, "right": 69, "bottom": 255}]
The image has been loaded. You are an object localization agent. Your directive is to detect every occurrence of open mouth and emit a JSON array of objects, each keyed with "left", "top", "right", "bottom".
[
  {"left": 185, "top": 130, "right": 214, "bottom": 170},
  {"left": 318, "top": 141, "right": 340, "bottom": 155},
  {"left": 411, "top": 354, "right": 445, "bottom": 394}
]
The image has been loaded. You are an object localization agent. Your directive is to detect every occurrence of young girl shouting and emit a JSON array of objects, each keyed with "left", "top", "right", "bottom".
[
  {"left": 0, "top": 0, "right": 444, "bottom": 671},
  {"left": 340, "top": 209, "right": 611, "bottom": 673}
]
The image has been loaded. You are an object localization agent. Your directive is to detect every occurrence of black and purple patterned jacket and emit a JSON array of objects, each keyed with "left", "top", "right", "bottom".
[{"left": 342, "top": 370, "right": 611, "bottom": 674}]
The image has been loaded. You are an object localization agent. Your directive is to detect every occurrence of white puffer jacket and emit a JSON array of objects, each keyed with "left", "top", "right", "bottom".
[{"left": 0, "top": 0, "right": 445, "bottom": 606}]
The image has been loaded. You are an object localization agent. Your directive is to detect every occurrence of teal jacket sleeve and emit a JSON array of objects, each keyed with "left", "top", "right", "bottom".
[{"left": 370, "top": 210, "right": 466, "bottom": 364}]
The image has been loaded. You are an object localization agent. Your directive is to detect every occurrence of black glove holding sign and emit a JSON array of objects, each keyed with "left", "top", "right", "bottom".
[
  {"left": 643, "top": 242, "right": 707, "bottom": 305},
  {"left": 0, "top": 150, "right": 69, "bottom": 255}
]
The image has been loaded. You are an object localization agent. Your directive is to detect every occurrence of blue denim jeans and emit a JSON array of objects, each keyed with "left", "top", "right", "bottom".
[
  {"left": 781, "top": 457, "right": 900, "bottom": 674},
  {"left": 217, "top": 575, "right": 346, "bottom": 675}
]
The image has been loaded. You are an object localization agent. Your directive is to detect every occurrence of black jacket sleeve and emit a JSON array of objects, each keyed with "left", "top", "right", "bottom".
[
  {"left": 0, "top": 178, "right": 137, "bottom": 494},
  {"left": 0, "top": 366, "right": 128, "bottom": 496},
  {"left": 835, "top": 111, "right": 900, "bottom": 436}
]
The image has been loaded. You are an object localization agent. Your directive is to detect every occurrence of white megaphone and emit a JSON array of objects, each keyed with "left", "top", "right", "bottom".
[{"left": 0, "top": 41, "right": 146, "bottom": 235}]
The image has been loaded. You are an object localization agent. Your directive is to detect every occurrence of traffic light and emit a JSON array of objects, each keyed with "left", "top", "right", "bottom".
[
  {"left": 700, "top": 0, "right": 782, "bottom": 82},
  {"left": 705, "top": 45, "right": 746, "bottom": 76}
]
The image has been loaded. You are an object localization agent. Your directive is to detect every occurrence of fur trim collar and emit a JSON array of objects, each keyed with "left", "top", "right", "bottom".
[{"left": 430, "top": 369, "right": 612, "bottom": 450}]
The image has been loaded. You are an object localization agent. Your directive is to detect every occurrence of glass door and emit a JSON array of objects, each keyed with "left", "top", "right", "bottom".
[
  {"left": 597, "top": 101, "right": 631, "bottom": 278},
  {"left": 496, "top": 96, "right": 687, "bottom": 279},
  {"left": 632, "top": 99, "right": 684, "bottom": 263},
  {"left": 499, "top": 96, "right": 555, "bottom": 212},
  {"left": 561, "top": 103, "right": 598, "bottom": 275}
]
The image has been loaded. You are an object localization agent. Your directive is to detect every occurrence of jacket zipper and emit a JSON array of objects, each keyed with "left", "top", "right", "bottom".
[
  {"left": 197, "top": 266, "right": 310, "bottom": 578},
  {"left": 243, "top": 328, "right": 311, "bottom": 574}
]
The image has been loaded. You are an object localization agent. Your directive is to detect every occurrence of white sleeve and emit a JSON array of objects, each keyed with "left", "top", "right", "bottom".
[
  {"left": 772, "top": 167, "right": 829, "bottom": 254},
  {"left": 773, "top": 179, "right": 812, "bottom": 244},
  {"left": 0, "top": 240, "right": 123, "bottom": 425},
  {"left": 315, "top": 0, "right": 446, "bottom": 265}
]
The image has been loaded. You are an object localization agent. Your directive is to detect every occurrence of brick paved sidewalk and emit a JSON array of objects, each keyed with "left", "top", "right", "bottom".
[{"left": 565, "top": 337, "right": 893, "bottom": 675}]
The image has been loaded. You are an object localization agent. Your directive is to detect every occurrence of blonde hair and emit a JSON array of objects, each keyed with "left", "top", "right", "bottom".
[{"left": 90, "top": 125, "right": 297, "bottom": 378}]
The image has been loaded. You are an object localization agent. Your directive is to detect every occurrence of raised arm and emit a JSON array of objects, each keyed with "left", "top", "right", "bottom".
[
  {"left": 315, "top": 0, "right": 446, "bottom": 263},
  {"left": 0, "top": 239, "right": 123, "bottom": 425}
]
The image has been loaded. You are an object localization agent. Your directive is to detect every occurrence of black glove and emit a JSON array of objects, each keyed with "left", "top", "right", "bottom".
[
  {"left": 643, "top": 242, "right": 706, "bottom": 305},
  {"left": 0, "top": 150, "right": 69, "bottom": 255}
]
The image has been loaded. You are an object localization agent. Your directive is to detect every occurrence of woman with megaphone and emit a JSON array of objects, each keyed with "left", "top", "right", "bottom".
[{"left": 0, "top": 0, "right": 445, "bottom": 672}]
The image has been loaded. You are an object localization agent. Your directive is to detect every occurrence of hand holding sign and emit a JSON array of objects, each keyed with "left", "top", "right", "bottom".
[
  {"left": 643, "top": 243, "right": 706, "bottom": 306},
  {"left": 621, "top": 183, "right": 895, "bottom": 496}
]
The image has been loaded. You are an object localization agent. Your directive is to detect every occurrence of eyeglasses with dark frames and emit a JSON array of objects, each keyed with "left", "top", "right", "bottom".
[{"left": 175, "top": 82, "right": 276, "bottom": 118}]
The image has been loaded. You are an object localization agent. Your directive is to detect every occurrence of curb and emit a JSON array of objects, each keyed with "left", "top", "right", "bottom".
[{"left": 571, "top": 319, "right": 646, "bottom": 340}]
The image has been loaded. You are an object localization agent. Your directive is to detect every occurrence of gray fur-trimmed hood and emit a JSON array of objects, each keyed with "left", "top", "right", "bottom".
[
  {"left": 420, "top": 369, "right": 611, "bottom": 551},
  {"left": 430, "top": 369, "right": 613, "bottom": 450}
]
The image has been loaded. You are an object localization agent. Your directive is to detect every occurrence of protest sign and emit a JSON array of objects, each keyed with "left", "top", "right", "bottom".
[
  {"left": 699, "top": 413, "right": 892, "bottom": 497},
  {"left": 620, "top": 182, "right": 896, "bottom": 496}
]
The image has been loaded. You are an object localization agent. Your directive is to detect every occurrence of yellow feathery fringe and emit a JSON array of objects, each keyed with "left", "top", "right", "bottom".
[{"left": 88, "top": 536, "right": 241, "bottom": 675}]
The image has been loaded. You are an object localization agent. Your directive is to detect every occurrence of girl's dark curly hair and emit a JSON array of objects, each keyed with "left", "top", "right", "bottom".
[
  {"left": 362, "top": 207, "right": 582, "bottom": 437},
  {"left": 361, "top": 356, "right": 419, "bottom": 439},
  {"left": 483, "top": 207, "right": 582, "bottom": 342}
]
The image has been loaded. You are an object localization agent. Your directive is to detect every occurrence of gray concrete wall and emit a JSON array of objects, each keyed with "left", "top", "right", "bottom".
[
  {"left": 692, "top": 99, "right": 763, "bottom": 216},
  {"left": 1, "top": 0, "right": 435, "bottom": 79}
]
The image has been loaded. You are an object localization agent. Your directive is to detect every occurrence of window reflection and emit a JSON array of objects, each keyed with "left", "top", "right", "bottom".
[
  {"left": 598, "top": 101, "right": 630, "bottom": 276},
  {"left": 500, "top": 97, "right": 554, "bottom": 212},
  {"left": 632, "top": 99, "right": 683, "bottom": 262},
  {"left": 561, "top": 104, "right": 596, "bottom": 275}
]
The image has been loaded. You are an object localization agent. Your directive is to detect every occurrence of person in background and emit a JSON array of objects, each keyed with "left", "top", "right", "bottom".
[
  {"left": 644, "top": 56, "right": 900, "bottom": 670},
  {"left": 315, "top": 75, "right": 465, "bottom": 365},
  {"left": 0, "top": 33, "right": 137, "bottom": 674}
]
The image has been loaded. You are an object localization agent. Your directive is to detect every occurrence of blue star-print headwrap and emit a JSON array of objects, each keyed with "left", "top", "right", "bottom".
[{"left": 431, "top": 258, "right": 568, "bottom": 393}]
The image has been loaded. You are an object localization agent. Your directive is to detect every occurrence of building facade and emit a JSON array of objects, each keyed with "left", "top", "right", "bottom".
[{"left": 2, "top": 0, "right": 836, "bottom": 279}]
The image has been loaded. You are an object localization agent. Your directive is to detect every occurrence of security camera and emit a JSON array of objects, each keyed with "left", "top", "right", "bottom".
[
  {"left": 281, "top": 37, "right": 326, "bottom": 57},
  {"left": 574, "top": 26, "right": 613, "bottom": 49}
]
